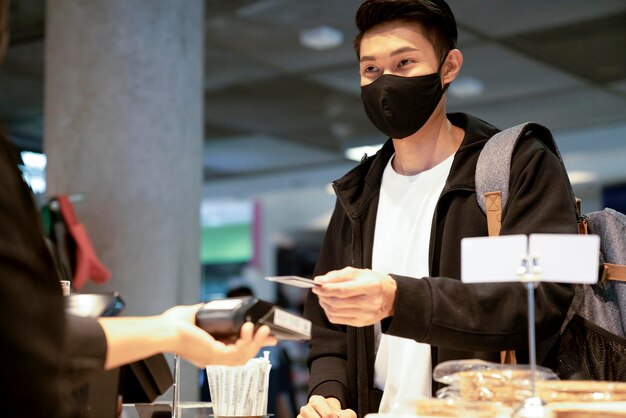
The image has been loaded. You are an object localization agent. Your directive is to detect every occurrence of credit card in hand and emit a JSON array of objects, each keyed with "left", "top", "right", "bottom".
[{"left": 265, "top": 275, "right": 320, "bottom": 288}]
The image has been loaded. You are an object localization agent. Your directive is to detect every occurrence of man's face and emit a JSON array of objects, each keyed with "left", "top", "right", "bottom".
[{"left": 358, "top": 21, "right": 439, "bottom": 87}]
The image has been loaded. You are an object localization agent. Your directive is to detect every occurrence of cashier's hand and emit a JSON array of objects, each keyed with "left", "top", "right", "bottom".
[
  {"left": 298, "top": 396, "right": 356, "bottom": 418},
  {"left": 160, "top": 304, "right": 276, "bottom": 367},
  {"left": 312, "top": 267, "right": 396, "bottom": 327}
]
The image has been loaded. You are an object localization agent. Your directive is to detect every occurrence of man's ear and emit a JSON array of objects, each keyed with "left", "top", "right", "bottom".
[{"left": 441, "top": 49, "right": 463, "bottom": 85}]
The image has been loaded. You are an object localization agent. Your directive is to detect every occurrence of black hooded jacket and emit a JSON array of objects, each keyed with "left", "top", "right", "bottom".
[{"left": 304, "top": 113, "right": 578, "bottom": 417}]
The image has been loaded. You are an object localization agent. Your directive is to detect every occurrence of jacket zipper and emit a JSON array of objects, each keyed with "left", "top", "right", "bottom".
[{"left": 429, "top": 185, "right": 474, "bottom": 275}]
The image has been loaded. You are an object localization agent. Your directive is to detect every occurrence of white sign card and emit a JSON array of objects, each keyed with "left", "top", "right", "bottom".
[
  {"left": 461, "top": 234, "right": 528, "bottom": 283},
  {"left": 528, "top": 234, "right": 600, "bottom": 283},
  {"left": 461, "top": 234, "right": 600, "bottom": 284}
]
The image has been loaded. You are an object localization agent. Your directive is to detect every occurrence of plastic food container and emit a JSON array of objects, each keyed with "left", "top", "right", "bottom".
[{"left": 536, "top": 380, "right": 626, "bottom": 403}]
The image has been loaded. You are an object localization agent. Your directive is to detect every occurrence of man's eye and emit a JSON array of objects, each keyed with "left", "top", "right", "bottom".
[{"left": 363, "top": 66, "right": 378, "bottom": 74}]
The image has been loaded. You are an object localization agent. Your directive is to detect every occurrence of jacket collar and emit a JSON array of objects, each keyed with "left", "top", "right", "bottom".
[{"left": 333, "top": 113, "right": 499, "bottom": 219}]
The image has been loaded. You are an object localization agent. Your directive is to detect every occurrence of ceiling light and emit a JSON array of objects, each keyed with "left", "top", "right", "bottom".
[
  {"left": 345, "top": 144, "right": 383, "bottom": 162},
  {"left": 19, "top": 151, "right": 47, "bottom": 194},
  {"left": 299, "top": 25, "right": 344, "bottom": 51},
  {"left": 21, "top": 151, "right": 47, "bottom": 170},
  {"left": 448, "top": 76, "right": 485, "bottom": 99}
]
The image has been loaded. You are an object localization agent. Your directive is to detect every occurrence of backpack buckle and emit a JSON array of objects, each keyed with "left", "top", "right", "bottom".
[
  {"left": 599, "top": 263, "right": 608, "bottom": 285},
  {"left": 578, "top": 215, "right": 589, "bottom": 235}
]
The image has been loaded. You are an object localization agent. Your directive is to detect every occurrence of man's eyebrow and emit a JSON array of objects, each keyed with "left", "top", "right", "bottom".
[
  {"left": 359, "top": 46, "right": 420, "bottom": 63},
  {"left": 391, "top": 46, "right": 420, "bottom": 56}
]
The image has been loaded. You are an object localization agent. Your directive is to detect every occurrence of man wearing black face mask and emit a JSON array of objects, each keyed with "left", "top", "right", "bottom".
[{"left": 299, "top": 1, "right": 578, "bottom": 418}]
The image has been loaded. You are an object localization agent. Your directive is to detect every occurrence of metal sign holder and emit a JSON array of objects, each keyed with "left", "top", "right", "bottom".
[
  {"left": 133, "top": 354, "right": 202, "bottom": 418},
  {"left": 461, "top": 233, "right": 600, "bottom": 418},
  {"left": 513, "top": 255, "right": 547, "bottom": 418},
  {"left": 172, "top": 354, "right": 182, "bottom": 418}
]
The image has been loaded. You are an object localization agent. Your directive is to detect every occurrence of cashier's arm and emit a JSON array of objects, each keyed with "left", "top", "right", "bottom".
[
  {"left": 298, "top": 396, "right": 355, "bottom": 418},
  {"left": 98, "top": 304, "right": 276, "bottom": 369}
]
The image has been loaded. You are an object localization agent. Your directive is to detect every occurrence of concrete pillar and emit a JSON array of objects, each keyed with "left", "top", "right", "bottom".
[{"left": 44, "top": 0, "right": 203, "bottom": 401}]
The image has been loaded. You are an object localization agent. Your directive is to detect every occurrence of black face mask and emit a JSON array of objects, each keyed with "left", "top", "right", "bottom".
[{"left": 360, "top": 55, "right": 449, "bottom": 139}]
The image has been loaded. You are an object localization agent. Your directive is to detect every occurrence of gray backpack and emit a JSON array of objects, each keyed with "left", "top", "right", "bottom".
[{"left": 475, "top": 122, "right": 626, "bottom": 380}]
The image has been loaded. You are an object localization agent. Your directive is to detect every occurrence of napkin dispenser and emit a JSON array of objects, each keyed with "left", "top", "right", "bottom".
[{"left": 195, "top": 297, "right": 311, "bottom": 342}]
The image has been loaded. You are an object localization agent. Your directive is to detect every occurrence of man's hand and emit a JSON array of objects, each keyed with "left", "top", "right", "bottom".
[
  {"left": 312, "top": 267, "right": 397, "bottom": 327},
  {"left": 298, "top": 396, "right": 356, "bottom": 418}
]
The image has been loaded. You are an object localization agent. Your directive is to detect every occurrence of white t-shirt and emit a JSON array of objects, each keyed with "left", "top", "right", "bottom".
[{"left": 372, "top": 153, "right": 454, "bottom": 413}]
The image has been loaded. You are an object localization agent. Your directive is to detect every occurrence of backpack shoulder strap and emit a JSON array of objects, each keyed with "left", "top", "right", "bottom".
[
  {"left": 603, "top": 264, "right": 626, "bottom": 282},
  {"left": 476, "top": 122, "right": 572, "bottom": 236},
  {"left": 589, "top": 208, "right": 626, "bottom": 283}
]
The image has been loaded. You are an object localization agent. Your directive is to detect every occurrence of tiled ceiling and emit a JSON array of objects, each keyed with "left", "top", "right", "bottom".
[{"left": 2, "top": 0, "right": 626, "bottom": 186}]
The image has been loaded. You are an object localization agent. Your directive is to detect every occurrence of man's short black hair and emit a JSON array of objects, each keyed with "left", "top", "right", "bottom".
[{"left": 354, "top": 0, "right": 457, "bottom": 62}]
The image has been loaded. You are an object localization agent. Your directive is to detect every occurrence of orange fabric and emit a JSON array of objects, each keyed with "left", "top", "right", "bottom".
[
  {"left": 485, "top": 191, "right": 517, "bottom": 365},
  {"left": 485, "top": 191, "right": 503, "bottom": 237},
  {"left": 57, "top": 195, "right": 111, "bottom": 289},
  {"left": 604, "top": 263, "right": 626, "bottom": 283},
  {"left": 500, "top": 349, "right": 517, "bottom": 365}
]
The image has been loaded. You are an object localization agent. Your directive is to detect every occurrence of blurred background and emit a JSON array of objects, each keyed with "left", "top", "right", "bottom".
[{"left": 2, "top": 0, "right": 625, "bottom": 411}]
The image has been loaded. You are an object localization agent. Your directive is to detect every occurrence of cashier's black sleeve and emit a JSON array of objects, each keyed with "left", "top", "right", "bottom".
[
  {"left": 0, "top": 131, "right": 67, "bottom": 418},
  {"left": 62, "top": 314, "right": 108, "bottom": 384}
]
